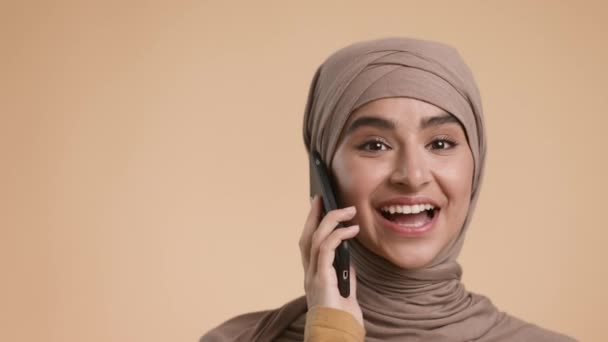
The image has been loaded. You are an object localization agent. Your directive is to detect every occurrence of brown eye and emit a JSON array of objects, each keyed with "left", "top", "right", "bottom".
[
  {"left": 358, "top": 140, "right": 390, "bottom": 151},
  {"left": 428, "top": 138, "right": 456, "bottom": 150}
]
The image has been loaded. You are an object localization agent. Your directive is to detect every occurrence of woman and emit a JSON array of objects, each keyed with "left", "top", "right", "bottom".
[{"left": 201, "top": 37, "right": 575, "bottom": 341}]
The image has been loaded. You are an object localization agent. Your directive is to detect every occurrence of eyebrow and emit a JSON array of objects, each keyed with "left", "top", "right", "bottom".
[
  {"left": 419, "top": 112, "right": 460, "bottom": 130},
  {"left": 345, "top": 116, "right": 396, "bottom": 135},
  {"left": 345, "top": 112, "right": 460, "bottom": 136}
]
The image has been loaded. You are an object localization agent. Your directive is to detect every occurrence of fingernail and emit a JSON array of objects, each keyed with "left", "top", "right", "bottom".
[{"left": 345, "top": 206, "right": 356, "bottom": 214}]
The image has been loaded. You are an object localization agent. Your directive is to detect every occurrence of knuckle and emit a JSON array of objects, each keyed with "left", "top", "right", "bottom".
[
  {"left": 318, "top": 245, "right": 329, "bottom": 254},
  {"left": 319, "top": 240, "right": 335, "bottom": 254},
  {"left": 311, "top": 231, "right": 323, "bottom": 247}
]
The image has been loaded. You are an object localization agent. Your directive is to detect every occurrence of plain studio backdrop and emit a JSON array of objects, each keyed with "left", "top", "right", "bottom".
[{"left": 1, "top": 1, "right": 606, "bottom": 341}]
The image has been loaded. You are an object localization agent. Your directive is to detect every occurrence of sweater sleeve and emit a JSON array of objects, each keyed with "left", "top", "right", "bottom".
[{"left": 304, "top": 306, "right": 365, "bottom": 342}]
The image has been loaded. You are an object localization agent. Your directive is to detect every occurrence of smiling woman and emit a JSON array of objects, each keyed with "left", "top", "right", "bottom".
[
  {"left": 332, "top": 98, "right": 474, "bottom": 270},
  {"left": 200, "top": 37, "right": 576, "bottom": 341}
]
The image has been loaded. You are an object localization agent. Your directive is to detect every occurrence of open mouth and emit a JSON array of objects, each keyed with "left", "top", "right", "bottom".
[{"left": 378, "top": 204, "right": 438, "bottom": 229}]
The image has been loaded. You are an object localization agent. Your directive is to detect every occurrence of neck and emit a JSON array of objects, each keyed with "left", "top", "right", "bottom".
[{"left": 350, "top": 239, "right": 465, "bottom": 306}]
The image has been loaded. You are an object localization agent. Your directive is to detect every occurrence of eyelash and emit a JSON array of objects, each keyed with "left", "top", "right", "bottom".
[
  {"left": 428, "top": 136, "right": 458, "bottom": 150},
  {"left": 357, "top": 138, "right": 390, "bottom": 151},
  {"left": 356, "top": 136, "right": 458, "bottom": 152}
]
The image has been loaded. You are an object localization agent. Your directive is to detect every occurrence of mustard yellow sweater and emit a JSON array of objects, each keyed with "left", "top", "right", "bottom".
[{"left": 304, "top": 307, "right": 365, "bottom": 342}]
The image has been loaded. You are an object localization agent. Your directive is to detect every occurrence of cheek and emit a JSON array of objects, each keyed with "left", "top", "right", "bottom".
[
  {"left": 332, "top": 153, "right": 388, "bottom": 207},
  {"left": 433, "top": 152, "right": 474, "bottom": 222}
]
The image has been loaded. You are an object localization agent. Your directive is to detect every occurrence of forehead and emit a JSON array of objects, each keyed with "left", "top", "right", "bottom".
[{"left": 345, "top": 97, "right": 452, "bottom": 130}]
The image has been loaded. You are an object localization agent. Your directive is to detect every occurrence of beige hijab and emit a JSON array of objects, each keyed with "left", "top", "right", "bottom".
[{"left": 201, "top": 37, "right": 574, "bottom": 342}]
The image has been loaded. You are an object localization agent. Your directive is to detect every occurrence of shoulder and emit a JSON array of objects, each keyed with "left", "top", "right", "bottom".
[
  {"left": 484, "top": 311, "right": 577, "bottom": 342},
  {"left": 199, "top": 296, "right": 307, "bottom": 342},
  {"left": 200, "top": 309, "right": 271, "bottom": 342}
]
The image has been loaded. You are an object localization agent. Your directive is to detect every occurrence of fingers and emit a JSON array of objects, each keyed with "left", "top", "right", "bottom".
[
  {"left": 299, "top": 199, "right": 363, "bottom": 322},
  {"left": 316, "top": 225, "right": 359, "bottom": 279},
  {"left": 308, "top": 205, "right": 356, "bottom": 275},
  {"left": 299, "top": 195, "right": 322, "bottom": 271}
]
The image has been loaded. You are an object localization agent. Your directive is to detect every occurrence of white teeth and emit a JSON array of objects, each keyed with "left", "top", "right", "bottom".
[{"left": 380, "top": 203, "right": 435, "bottom": 215}]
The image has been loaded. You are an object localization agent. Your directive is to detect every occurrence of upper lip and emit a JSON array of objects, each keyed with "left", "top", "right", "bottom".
[{"left": 376, "top": 196, "right": 440, "bottom": 209}]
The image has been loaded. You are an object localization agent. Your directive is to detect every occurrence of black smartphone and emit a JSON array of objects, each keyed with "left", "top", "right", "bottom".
[{"left": 309, "top": 150, "right": 350, "bottom": 298}]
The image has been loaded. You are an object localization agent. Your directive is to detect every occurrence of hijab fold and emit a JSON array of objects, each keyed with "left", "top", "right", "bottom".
[{"left": 201, "top": 37, "right": 575, "bottom": 342}]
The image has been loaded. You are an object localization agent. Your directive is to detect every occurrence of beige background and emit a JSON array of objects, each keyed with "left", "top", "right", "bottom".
[{"left": 2, "top": 1, "right": 607, "bottom": 341}]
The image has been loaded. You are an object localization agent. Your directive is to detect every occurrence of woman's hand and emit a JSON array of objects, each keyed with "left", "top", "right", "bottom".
[{"left": 299, "top": 195, "right": 363, "bottom": 326}]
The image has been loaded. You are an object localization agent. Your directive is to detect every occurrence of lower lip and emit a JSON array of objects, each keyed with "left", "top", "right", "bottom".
[{"left": 375, "top": 209, "right": 439, "bottom": 237}]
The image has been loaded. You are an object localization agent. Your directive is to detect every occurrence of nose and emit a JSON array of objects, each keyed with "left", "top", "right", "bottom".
[{"left": 388, "top": 146, "right": 431, "bottom": 190}]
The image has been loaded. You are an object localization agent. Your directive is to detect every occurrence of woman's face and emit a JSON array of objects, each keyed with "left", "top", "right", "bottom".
[{"left": 331, "top": 97, "right": 474, "bottom": 269}]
